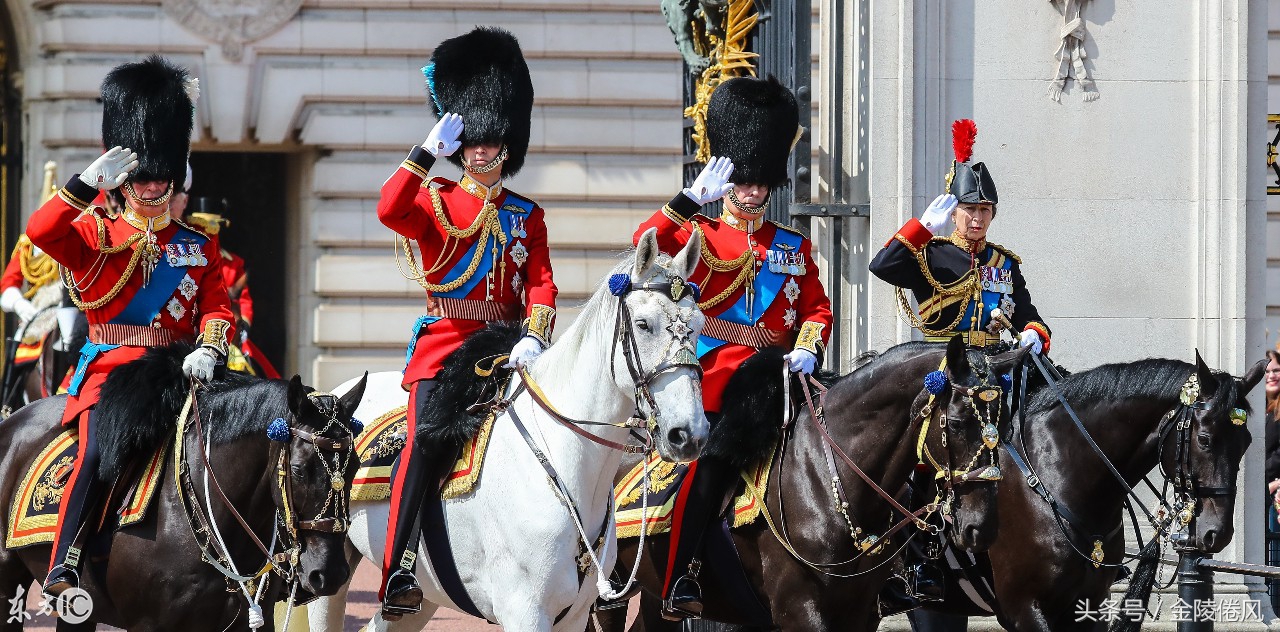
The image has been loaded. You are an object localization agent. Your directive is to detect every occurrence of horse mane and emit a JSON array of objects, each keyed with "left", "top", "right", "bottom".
[
  {"left": 97, "top": 344, "right": 291, "bottom": 480},
  {"left": 416, "top": 322, "right": 523, "bottom": 448},
  {"left": 834, "top": 341, "right": 941, "bottom": 390},
  {"left": 1025, "top": 358, "right": 1245, "bottom": 419}
]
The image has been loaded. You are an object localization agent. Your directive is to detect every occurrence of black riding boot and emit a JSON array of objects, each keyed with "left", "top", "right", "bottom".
[
  {"left": 44, "top": 412, "right": 104, "bottom": 598},
  {"left": 662, "top": 456, "right": 737, "bottom": 620},
  {"left": 382, "top": 381, "right": 450, "bottom": 621},
  {"left": 903, "top": 470, "right": 946, "bottom": 602}
]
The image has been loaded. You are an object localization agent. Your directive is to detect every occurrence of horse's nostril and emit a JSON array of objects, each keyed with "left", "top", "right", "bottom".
[
  {"left": 1201, "top": 530, "right": 1217, "bottom": 551},
  {"left": 308, "top": 569, "right": 327, "bottom": 592},
  {"left": 667, "top": 427, "right": 689, "bottom": 449}
]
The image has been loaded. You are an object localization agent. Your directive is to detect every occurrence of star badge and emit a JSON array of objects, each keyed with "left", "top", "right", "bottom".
[
  {"left": 783, "top": 308, "right": 797, "bottom": 328},
  {"left": 166, "top": 298, "right": 185, "bottom": 321},
  {"left": 783, "top": 278, "right": 801, "bottom": 304},
  {"left": 178, "top": 274, "right": 198, "bottom": 301},
  {"left": 510, "top": 241, "right": 529, "bottom": 268},
  {"left": 512, "top": 274, "right": 524, "bottom": 296}
]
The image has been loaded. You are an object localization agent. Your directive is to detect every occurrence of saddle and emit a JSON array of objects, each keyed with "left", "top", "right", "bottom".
[{"left": 6, "top": 428, "right": 166, "bottom": 550}]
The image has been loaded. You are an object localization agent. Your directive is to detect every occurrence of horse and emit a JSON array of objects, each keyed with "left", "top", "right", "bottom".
[
  {"left": 0, "top": 344, "right": 368, "bottom": 631},
  {"left": 594, "top": 337, "right": 1031, "bottom": 632},
  {"left": 919, "top": 353, "right": 1264, "bottom": 631},
  {"left": 1, "top": 298, "right": 81, "bottom": 415},
  {"left": 307, "top": 228, "right": 710, "bottom": 632}
]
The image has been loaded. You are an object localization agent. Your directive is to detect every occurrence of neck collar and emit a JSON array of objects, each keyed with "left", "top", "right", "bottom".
[
  {"left": 123, "top": 207, "right": 171, "bottom": 233},
  {"left": 459, "top": 174, "right": 503, "bottom": 202},
  {"left": 948, "top": 230, "right": 986, "bottom": 254},
  {"left": 720, "top": 207, "right": 764, "bottom": 233}
]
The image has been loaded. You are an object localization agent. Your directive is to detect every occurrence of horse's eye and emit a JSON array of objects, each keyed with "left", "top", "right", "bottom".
[
  {"left": 634, "top": 319, "right": 651, "bottom": 332},
  {"left": 1197, "top": 432, "right": 1212, "bottom": 450}
]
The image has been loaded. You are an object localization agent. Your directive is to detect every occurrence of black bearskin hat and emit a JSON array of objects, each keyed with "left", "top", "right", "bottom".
[
  {"left": 706, "top": 76, "right": 799, "bottom": 188},
  {"left": 949, "top": 162, "right": 999, "bottom": 205},
  {"left": 424, "top": 27, "right": 534, "bottom": 177},
  {"left": 100, "top": 55, "right": 193, "bottom": 184}
]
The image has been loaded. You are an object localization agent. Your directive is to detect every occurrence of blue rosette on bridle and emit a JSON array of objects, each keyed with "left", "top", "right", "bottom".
[
  {"left": 924, "top": 370, "right": 949, "bottom": 395},
  {"left": 267, "top": 417, "right": 291, "bottom": 442}
]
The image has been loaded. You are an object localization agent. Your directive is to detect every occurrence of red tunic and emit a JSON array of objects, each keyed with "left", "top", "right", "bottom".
[
  {"left": 27, "top": 177, "right": 236, "bottom": 423},
  {"left": 0, "top": 248, "right": 22, "bottom": 292},
  {"left": 635, "top": 193, "right": 832, "bottom": 413},
  {"left": 378, "top": 146, "right": 557, "bottom": 387},
  {"left": 218, "top": 248, "right": 254, "bottom": 325}
]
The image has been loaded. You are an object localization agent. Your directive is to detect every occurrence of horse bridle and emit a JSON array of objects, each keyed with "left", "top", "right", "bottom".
[
  {"left": 1157, "top": 374, "right": 1237, "bottom": 533},
  {"left": 271, "top": 392, "right": 358, "bottom": 539},
  {"left": 918, "top": 357, "right": 1005, "bottom": 509},
  {"left": 608, "top": 272, "right": 703, "bottom": 436}
]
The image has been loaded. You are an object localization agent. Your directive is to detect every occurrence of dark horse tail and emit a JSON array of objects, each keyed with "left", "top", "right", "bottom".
[
  {"left": 1107, "top": 537, "right": 1160, "bottom": 632},
  {"left": 96, "top": 343, "right": 198, "bottom": 480}
]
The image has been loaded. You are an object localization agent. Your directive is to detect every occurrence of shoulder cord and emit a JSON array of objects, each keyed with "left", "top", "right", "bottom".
[
  {"left": 62, "top": 213, "right": 149, "bottom": 310},
  {"left": 895, "top": 243, "right": 980, "bottom": 336},
  {"left": 696, "top": 228, "right": 756, "bottom": 311},
  {"left": 395, "top": 186, "right": 507, "bottom": 293},
  {"left": 18, "top": 246, "right": 59, "bottom": 295}
]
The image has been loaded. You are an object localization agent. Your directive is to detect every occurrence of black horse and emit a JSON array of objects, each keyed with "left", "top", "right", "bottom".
[
  {"left": 0, "top": 345, "right": 367, "bottom": 631},
  {"left": 598, "top": 337, "right": 1030, "bottom": 631},
  {"left": 920, "top": 354, "right": 1264, "bottom": 631}
]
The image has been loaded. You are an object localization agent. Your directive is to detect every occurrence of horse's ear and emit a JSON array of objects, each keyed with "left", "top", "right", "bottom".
[
  {"left": 989, "top": 344, "right": 1032, "bottom": 377},
  {"left": 670, "top": 229, "right": 702, "bottom": 283},
  {"left": 945, "top": 335, "right": 971, "bottom": 379},
  {"left": 340, "top": 372, "right": 368, "bottom": 420},
  {"left": 633, "top": 227, "right": 661, "bottom": 279},
  {"left": 1195, "top": 350, "right": 1218, "bottom": 391},
  {"left": 1239, "top": 359, "right": 1266, "bottom": 395},
  {"left": 287, "top": 375, "right": 307, "bottom": 416}
]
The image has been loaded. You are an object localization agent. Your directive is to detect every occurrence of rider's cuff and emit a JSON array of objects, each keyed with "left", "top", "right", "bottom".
[
  {"left": 60, "top": 176, "right": 98, "bottom": 212},
  {"left": 890, "top": 218, "right": 933, "bottom": 251},
  {"left": 522, "top": 304, "right": 555, "bottom": 348},
  {"left": 401, "top": 146, "right": 436, "bottom": 180},
  {"left": 663, "top": 192, "right": 701, "bottom": 225},
  {"left": 794, "top": 321, "right": 826, "bottom": 355},
  {"left": 199, "top": 319, "right": 232, "bottom": 356},
  {"left": 1023, "top": 322, "right": 1051, "bottom": 353}
]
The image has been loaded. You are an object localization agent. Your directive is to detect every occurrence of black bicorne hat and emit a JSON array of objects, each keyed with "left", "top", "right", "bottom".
[
  {"left": 424, "top": 27, "right": 534, "bottom": 177},
  {"left": 706, "top": 76, "right": 799, "bottom": 189},
  {"left": 949, "top": 162, "right": 998, "bottom": 205},
  {"left": 100, "top": 55, "right": 193, "bottom": 184}
]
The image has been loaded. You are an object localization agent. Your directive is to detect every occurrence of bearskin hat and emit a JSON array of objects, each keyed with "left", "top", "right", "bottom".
[
  {"left": 706, "top": 76, "right": 799, "bottom": 188},
  {"left": 424, "top": 27, "right": 534, "bottom": 177},
  {"left": 100, "top": 55, "right": 193, "bottom": 184},
  {"left": 946, "top": 119, "right": 998, "bottom": 204}
]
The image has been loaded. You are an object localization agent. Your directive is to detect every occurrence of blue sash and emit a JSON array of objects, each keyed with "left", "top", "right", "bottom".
[
  {"left": 697, "top": 228, "right": 803, "bottom": 358},
  {"left": 404, "top": 193, "right": 535, "bottom": 367},
  {"left": 69, "top": 226, "right": 208, "bottom": 395},
  {"left": 960, "top": 247, "right": 1015, "bottom": 331}
]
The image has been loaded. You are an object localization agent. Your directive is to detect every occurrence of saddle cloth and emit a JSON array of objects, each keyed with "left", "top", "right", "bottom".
[
  {"left": 6, "top": 428, "right": 167, "bottom": 549},
  {"left": 350, "top": 404, "right": 497, "bottom": 502},
  {"left": 613, "top": 444, "right": 776, "bottom": 539}
]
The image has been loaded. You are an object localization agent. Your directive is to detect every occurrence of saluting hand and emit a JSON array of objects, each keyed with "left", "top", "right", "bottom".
[
  {"left": 424, "top": 112, "right": 464, "bottom": 158},
  {"left": 682, "top": 156, "right": 735, "bottom": 206},
  {"left": 79, "top": 146, "right": 138, "bottom": 191},
  {"left": 920, "top": 194, "right": 957, "bottom": 234}
]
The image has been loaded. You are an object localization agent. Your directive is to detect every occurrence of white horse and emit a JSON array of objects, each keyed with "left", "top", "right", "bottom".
[{"left": 309, "top": 229, "right": 708, "bottom": 631}]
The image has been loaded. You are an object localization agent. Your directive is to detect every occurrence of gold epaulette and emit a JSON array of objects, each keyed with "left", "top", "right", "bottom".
[
  {"left": 987, "top": 242, "right": 1021, "bottom": 264},
  {"left": 172, "top": 218, "right": 211, "bottom": 239}
]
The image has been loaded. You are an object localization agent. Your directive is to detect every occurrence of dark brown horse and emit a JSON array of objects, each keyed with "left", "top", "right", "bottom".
[
  {"left": 920, "top": 354, "right": 1263, "bottom": 631},
  {"left": 1, "top": 311, "right": 78, "bottom": 415},
  {"left": 597, "top": 338, "right": 1030, "bottom": 631},
  {"left": 0, "top": 345, "right": 368, "bottom": 631}
]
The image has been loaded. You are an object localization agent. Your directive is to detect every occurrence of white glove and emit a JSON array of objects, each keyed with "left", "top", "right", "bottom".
[
  {"left": 920, "top": 193, "right": 957, "bottom": 234},
  {"left": 682, "top": 156, "right": 735, "bottom": 206},
  {"left": 13, "top": 299, "right": 38, "bottom": 322},
  {"left": 424, "top": 112, "right": 464, "bottom": 158},
  {"left": 78, "top": 146, "right": 138, "bottom": 191},
  {"left": 1019, "top": 329, "right": 1044, "bottom": 355},
  {"left": 182, "top": 347, "right": 218, "bottom": 381},
  {"left": 784, "top": 348, "right": 817, "bottom": 375},
  {"left": 503, "top": 336, "right": 545, "bottom": 369}
]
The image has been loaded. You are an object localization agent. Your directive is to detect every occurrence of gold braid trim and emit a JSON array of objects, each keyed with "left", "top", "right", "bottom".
[
  {"left": 894, "top": 243, "right": 981, "bottom": 337},
  {"left": 523, "top": 304, "right": 555, "bottom": 347},
  {"left": 199, "top": 319, "right": 232, "bottom": 356},
  {"left": 696, "top": 228, "right": 756, "bottom": 311},
  {"left": 16, "top": 239, "right": 59, "bottom": 298},
  {"left": 395, "top": 186, "right": 507, "bottom": 293},
  {"left": 62, "top": 213, "right": 149, "bottom": 310}
]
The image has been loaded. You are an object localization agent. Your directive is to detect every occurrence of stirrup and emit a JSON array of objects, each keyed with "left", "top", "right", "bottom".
[
  {"left": 43, "top": 564, "right": 79, "bottom": 598},
  {"left": 661, "top": 574, "right": 703, "bottom": 621},
  {"left": 381, "top": 569, "right": 423, "bottom": 622}
]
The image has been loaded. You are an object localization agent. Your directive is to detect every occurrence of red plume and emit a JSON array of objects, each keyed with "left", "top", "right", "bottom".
[{"left": 951, "top": 119, "right": 977, "bottom": 163}]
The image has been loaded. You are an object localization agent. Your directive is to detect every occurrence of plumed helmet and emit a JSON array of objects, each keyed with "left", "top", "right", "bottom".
[
  {"left": 946, "top": 119, "right": 998, "bottom": 205},
  {"left": 423, "top": 27, "right": 534, "bottom": 177},
  {"left": 705, "top": 76, "right": 800, "bottom": 189},
  {"left": 100, "top": 55, "right": 193, "bottom": 184}
]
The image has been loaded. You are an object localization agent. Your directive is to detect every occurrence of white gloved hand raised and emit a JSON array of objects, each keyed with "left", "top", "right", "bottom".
[
  {"left": 682, "top": 156, "right": 735, "bottom": 206},
  {"left": 783, "top": 348, "right": 817, "bottom": 375},
  {"left": 423, "top": 112, "right": 464, "bottom": 158},
  {"left": 182, "top": 347, "right": 219, "bottom": 381},
  {"left": 1019, "top": 329, "right": 1044, "bottom": 355},
  {"left": 503, "top": 336, "right": 545, "bottom": 369},
  {"left": 919, "top": 193, "right": 957, "bottom": 234},
  {"left": 78, "top": 146, "right": 138, "bottom": 191}
]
